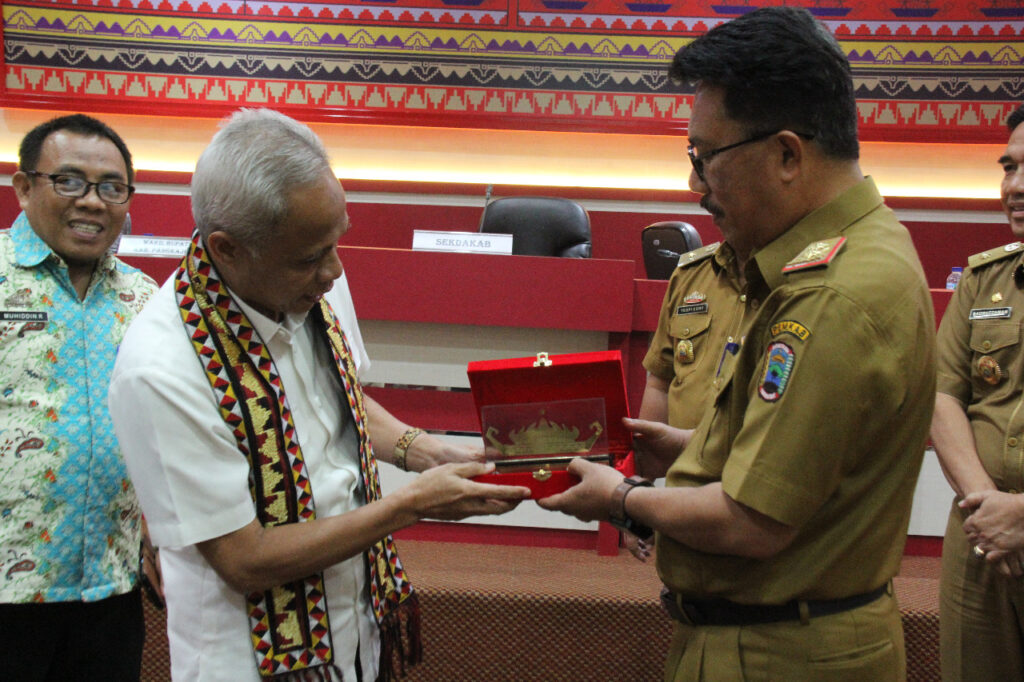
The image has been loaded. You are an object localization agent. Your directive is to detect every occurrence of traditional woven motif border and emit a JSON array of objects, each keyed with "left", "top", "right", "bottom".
[{"left": 2, "top": 0, "right": 1022, "bottom": 140}]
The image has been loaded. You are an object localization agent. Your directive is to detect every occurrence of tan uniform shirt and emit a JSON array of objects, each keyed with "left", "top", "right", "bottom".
[
  {"left": 657, "top": 178, "right": 936, "bottom": 604},
  {"left": 935, "top": 242, "right": 1024, "bottom": 492},
  {"left": 643, "top": 242, "right": 747, "bottom": 430}
]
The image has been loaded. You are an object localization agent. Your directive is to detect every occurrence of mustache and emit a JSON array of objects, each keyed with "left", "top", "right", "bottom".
[{"left": 700, "top": 195, "right": 722, "bottom": 218}]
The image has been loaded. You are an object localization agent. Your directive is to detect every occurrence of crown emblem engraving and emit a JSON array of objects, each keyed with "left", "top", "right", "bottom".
[{"left": 485, "top": 410, "right": 603, "bottom": 457}]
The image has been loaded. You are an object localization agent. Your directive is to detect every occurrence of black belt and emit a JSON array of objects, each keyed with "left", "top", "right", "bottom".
[{"left": 660, "top": 584, "right": 889, "bottom": 627}]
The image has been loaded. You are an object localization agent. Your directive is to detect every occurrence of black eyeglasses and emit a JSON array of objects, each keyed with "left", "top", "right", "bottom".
[
  {"left": 687, "top": 130, "right": 815, "bottom": 183},
  {"left": 25, "top": 170, "right": 134, "bottom": 205}
]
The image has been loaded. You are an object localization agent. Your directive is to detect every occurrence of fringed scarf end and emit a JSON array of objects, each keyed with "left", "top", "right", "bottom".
[{"left": 376, "top": 593, "right": 423, "bottom": 682}]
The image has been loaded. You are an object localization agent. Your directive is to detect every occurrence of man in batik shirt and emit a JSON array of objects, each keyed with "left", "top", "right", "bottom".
[{"left": 0, "top": 114, "right": 157, "bottom": 680}]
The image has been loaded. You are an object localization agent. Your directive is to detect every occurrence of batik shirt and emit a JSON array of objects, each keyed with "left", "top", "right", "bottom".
[{"left": 0, "top": 212, "right": 156, "bottom": 603}]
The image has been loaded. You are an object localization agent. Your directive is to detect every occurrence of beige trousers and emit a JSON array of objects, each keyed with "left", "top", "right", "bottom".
[{"left": 940, "top": 503, "right": 1024, "bottom": 681}]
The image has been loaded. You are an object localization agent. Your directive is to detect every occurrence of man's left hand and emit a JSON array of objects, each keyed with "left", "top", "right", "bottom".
[{"left": 961, "top": 490, "right": 1024, "bottom": 558}]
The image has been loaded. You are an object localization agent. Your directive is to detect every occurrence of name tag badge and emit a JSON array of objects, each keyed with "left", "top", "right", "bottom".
[
  {"left": 969, "top": 307, "right": 1013, "bottom": 320},
  {"left": 675, "top": 302, "right": 709, "bottom": 316},
  {"left": 1, "top": 311, "right": 48, "bottom": 322}
]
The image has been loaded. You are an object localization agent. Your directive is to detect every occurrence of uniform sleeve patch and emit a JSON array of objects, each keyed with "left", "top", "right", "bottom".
[
  {"left": 758, "top": 342, "right": 795, "bottom": 402},
  {"left": 769, "top": 320, "right": 811, "bottom": 341}
]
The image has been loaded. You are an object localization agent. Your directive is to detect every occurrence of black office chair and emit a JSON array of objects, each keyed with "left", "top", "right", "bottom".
[
  {"left": 641, "top": 221, "right": 703, "bottom": 279},
  {"left": 479, "top": 196, "right": 592, "bottom": 258}
]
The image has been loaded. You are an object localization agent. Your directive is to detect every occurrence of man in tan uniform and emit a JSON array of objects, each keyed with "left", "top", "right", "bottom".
[
  {"left": 540, "top": 7, "right": 935, "bottom": 680},
  {"left": 932, "top": 102, "right": 1024, "bottom": 681},
  {"left": 640, "top": 242, "right": 745, "bottom": 431},
  {"left": 629, "top": 244, "right": 747, "bottom": 482},
  {"left": 625, "top": 243, "right": 745, "bottom": 560}
]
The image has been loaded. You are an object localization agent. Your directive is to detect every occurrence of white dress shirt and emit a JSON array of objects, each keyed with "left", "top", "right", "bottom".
[{"left": 109, "top": 272, "right": 378, "bottom": 681}]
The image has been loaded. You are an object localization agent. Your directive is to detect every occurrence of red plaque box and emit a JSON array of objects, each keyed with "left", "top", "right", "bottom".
[{"left": 467, "top": 351, "right": 635, "bottom": 499}]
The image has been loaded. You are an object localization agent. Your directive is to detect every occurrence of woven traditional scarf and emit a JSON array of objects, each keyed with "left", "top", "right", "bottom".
[{"left": 174, "top": 230, "right": 421, "bottom": 681}]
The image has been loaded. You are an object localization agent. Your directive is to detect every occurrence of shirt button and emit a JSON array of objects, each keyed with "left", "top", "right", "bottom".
[
  {"left": 683, "top": 328, "right": 690, "bottom": 335},
  {"left": 1009, "top": 437, "right": 1019, "bottom": 448},
  {"left": 740, "top": 294, "right": 747, "bottom": 303},
  {"left": 982, "top": 341, "right": 992, "bottom": 350}
]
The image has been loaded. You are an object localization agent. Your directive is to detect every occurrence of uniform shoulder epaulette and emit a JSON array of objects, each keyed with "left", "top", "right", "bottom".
[
  {"left": 782, "top": 236, "right": 846, "bottom": 274},
  {"left": 677, "top": 242, "right": 721, "bottom": 269},
  {"left": 967, "top": 242, "right": 1022, "bottom": 270}
]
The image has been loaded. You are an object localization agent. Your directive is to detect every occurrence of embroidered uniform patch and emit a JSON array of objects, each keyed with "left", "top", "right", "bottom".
[
  {"left": 769, "top": 320, "right": 811, "bottom": 341},
  {"left": 758, "top": 342, "right": 795, "bottom": 402}
]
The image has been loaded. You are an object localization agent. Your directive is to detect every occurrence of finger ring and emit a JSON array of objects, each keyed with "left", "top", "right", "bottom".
[{"left": 973, "top": 545, "right": 986, "bottom": 558}]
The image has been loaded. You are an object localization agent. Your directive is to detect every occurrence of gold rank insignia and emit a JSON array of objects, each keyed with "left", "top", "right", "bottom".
[
  {"left": 678, "top": 242, "right": 721, "bottom": 269},
  {"left": 969, "top": 242, "right": 1022, "bottom": 269},
  {"left": 978, "top": 356, "right": 1002, "bottom": 385},
  {"left": 993, "top": 292, "right": 1004, "bottom": 303},
  {"left": 782, "top": 237, "right": 847, "bottom": 274},
  {"left": 676, "top": 339, "right": 695, "bottom": 364},
  {"left": 684, "top": 291, "right": 706, "bottom": 304}
]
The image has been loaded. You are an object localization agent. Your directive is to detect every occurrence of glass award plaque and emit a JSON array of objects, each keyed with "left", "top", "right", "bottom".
[
  {"left": 467, "top": 350, "right": 634, "bottom": 498},
  {"left": 481, "top": 397, "right": 610, "bottom": 473}
]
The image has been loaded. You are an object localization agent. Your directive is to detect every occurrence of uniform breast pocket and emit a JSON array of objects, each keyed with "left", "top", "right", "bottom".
[
  {"left": 694, "top": 369, "right": 735, "bottom": 476},
  {"left": 669, "top": 313, "right": 712, "bottom": 378},
  {"left": 969, "top": 320, "right": 1021, "bottom": 388}
]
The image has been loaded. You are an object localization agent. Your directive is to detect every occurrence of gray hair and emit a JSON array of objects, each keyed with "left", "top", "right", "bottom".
[{"left": 190, "top": 108, "right": 332, "bottom": 251}]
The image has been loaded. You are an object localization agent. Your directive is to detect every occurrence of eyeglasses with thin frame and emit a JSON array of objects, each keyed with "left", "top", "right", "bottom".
[
  {"left": 687, "top": 130, "right": 815, "bottom": 183},
  {"left": 25, "top": 170, "right": 135, "bottom": 205}
]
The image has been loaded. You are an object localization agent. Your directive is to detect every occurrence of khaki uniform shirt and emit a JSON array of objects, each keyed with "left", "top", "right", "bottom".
[
  {"left": 935, "top": 242, "right": 1024, "bottom": 492},
  {"left": 657, "top": 178, "right": 936, "bottom": 603},
  {"left": 643, "top": 242, "right": 748, "bottom": 430}
]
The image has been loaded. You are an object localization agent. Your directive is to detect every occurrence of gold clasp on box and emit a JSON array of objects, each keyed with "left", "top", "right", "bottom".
[
  {"left": 533, "top": 466, "right": 552, "bottom": 481},
  {"left": 534, "top": 352, "right": 552, "bottom": 367}
]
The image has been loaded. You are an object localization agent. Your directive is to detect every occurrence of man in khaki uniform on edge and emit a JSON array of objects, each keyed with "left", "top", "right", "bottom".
[
  {"left": 639, "top": 241, "right": 746, "bottom": 433},
  {"left": 620, "top": 243, "right": 745, "bottom": 562},
  {"left": 539, "top": 7, "right": 935, "bottom": 680},
  {"left": 932, "top": 102, "right": 1024, "bottom": 681},
  {"left": 623, "top": 244, "right": 746, "bottom": 564}
]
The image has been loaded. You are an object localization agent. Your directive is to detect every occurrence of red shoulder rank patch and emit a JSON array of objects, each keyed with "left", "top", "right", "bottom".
[{"left": 782, "top": 237, "right": 846, "bottom": 274}]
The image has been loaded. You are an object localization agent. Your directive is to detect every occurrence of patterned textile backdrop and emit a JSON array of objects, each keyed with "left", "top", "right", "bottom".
[{"left": 1, "top": 0, "right": 1022, "bottom": 140}]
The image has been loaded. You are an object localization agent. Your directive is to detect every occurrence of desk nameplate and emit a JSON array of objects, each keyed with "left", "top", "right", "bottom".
[{"left": 412, "top": 230, "right": 512, "bottom": 255}]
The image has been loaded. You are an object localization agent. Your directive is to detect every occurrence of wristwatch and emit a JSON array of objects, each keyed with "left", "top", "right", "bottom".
[{"left": 608, "top": 476, "right": 654, "bottom": 541}]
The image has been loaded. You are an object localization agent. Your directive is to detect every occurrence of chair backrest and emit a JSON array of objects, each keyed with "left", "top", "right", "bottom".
[
  {"left": 641, "top": 221, "right": 703, "bottom": 280},
  {"left": 479, "top": 196, "right": 591, "bottom": 258}
]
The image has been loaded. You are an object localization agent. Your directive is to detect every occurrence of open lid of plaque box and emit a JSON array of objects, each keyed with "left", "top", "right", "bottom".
[{"left": 466, "top": 351, "right": 633, "bottom": 497}]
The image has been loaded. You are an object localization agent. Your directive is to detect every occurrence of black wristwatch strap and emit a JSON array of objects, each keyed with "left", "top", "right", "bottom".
[{"left": 608, "top": 476, "right": 654, "bottom": 541}]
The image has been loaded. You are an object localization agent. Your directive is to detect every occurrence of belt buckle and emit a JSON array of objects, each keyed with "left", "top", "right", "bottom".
[
  {"left": 679, "top": 602, "right": 704, "bottom": 626},
  {"left": 660, "top": 588, "right": 697, "bottom": 626}
]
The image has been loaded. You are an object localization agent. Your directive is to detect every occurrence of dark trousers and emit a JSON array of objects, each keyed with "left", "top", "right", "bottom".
[{"left": 0, "top": 589, "right": 144, "bottom": 682}]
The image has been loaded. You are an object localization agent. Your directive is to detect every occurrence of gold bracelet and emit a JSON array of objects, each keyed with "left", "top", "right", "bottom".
[{"left": 394, "top": 427, "right": 425, "bottom": 472}]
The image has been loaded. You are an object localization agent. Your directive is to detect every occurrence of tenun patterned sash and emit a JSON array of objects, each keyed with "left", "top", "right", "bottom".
[{"left": 174, "top": 230, "right": 421, "bottom": 681}]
